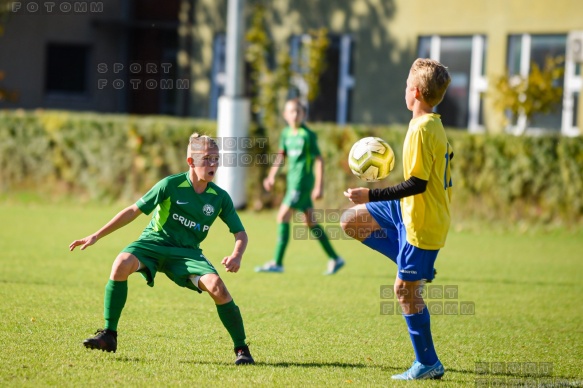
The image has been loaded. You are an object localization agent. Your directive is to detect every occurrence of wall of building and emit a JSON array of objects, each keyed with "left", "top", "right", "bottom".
[
  {"left": 0, "top": 0, "right": 125, "bottom": 112},
  {"left": 2, "top": 0, "right": 581, "bottom": 131},
  {"left": 188, "top": 0, "right": 583, "bottom": 130},
  {"left": 403, "top": 0, "right": 583, "bottom": 131}
]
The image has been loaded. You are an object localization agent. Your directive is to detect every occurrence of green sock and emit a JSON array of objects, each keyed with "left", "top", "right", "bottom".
[
  {"left": 216, "top": 300, "right": 247, "bottom": 348},
  {"left": 104, "top": 279, "right": 128, "bottom": 331},
  {"left": 310, "top": 224, "right": 338, "bottom": 259},
  {"left": 273, "top": 222, "right": 290, "bottom": 266}
]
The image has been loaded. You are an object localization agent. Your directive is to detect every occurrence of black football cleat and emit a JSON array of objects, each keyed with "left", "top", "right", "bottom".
[
  {"left": 234, "top": 345, "right": 254, "bottom": 365},
  {"left": 83, "top": 329, "right": 117, "bottom": 353}
]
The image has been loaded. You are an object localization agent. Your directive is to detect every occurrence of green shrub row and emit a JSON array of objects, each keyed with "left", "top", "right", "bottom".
[{"left": 1, "top": 110, "right": 582, "bottom": 225}]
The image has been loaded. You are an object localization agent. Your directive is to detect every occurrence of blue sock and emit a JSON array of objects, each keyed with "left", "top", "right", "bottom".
[
  {"left": 404, "top": 307, "right": 438, "bottom": 366},
  {"left": 362, "top": 229, "right": 397, "bottom": 264}
]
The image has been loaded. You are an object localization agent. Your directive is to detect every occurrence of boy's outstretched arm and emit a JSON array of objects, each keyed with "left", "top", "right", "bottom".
[
  {"left": 312, "top": 156, "right": 324, "bottom": 200},
  {"left": 69, "top": 204, "right": 143, "bottom": 251},
  {"left": 263, "top": 152, "right": 284, "bottom": 192},
  {"left": 221, "top": 231, "right": 248, "bottom": 273}
]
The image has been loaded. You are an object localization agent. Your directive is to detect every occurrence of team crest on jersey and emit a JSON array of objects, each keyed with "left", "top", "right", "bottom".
[{"left": 202, "top": 204, "right": 215, "bottom": 216}]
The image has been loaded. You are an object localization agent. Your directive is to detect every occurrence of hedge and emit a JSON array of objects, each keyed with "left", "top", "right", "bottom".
[{"left": 1, "top": 110, "right": 582, "bottom": 226}]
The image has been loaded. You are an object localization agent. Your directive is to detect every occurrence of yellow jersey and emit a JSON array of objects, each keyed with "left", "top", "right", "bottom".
[{"left": 401, "top": 113, "right": 452, "bottom": 250}]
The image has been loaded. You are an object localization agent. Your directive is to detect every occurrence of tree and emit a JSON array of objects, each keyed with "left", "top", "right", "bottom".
[
  {"left": 491, "top": 55, "right": 564, "bottom": 135},
  {"left": 245, "top": 3, "right": 329, "bottom": 131}
]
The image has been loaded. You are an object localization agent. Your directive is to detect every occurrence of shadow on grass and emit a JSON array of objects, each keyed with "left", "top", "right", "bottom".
[
  {"left": 257, "top": 361, "right": 385, "bottom": 369},
  {"left": 445, "top": 367, "right": 581, "bottom": 381},
  {"left": 175, "top": 359, "right": 397, "bottom": 369},
  {"left": 441, "top": 277, "right": 578, "bottom": 288},
  {"left": 114, "top": 357, "right": 384, "bottom": 369},
  {"left": 120, "top": 359, "right": 581, "bottom": 381}
]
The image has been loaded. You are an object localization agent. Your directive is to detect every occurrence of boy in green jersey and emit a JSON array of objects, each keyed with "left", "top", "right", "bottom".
[
  {"left": 256, "top": 98, "right": 344, "bottom": 275},
  {"left": 69, "top": 133, "right": 254, "bottom": 365}
]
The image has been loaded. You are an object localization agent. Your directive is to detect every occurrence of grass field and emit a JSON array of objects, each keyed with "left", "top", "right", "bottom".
[{"left": 1, "top": 202, "right": 582, "bottom": 387}]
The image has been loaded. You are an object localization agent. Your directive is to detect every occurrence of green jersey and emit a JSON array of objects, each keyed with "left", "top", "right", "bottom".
[
  {"left": 278, "top": 124, "right": 321, "bottom": 191},
  {"left": 135, "top": 172, "right": 244, "bottom": 250}
]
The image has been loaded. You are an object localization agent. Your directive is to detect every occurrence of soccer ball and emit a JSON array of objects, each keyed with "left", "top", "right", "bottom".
[{"left": 348, "top": 137, "right": 395, "bottom": 182}]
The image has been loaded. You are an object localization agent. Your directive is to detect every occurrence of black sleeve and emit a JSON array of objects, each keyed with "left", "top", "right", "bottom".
[{"left": 368, "top": 176, "right": 428, "bottom": 202}]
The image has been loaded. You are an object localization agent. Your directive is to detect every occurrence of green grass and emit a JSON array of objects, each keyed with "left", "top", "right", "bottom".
[{"left": 1, "top": 202, "right": 582, "bottom": 387}]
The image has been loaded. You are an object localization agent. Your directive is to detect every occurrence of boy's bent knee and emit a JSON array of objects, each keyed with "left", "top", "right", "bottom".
[
  {"left": 340, "top": 210, "right": 363, "bottom": 241},
  {"left": 199, "top": 274, "right": 232, "bottom": 304},
  {"left": 110, "top": 253, "right": 140, "bottom": 280},
  {"left": 340, "top": 209, "right": 355, "bottom": 232},
  {"left": 340, "top": 205, "right": 378, "bottom": 242}
]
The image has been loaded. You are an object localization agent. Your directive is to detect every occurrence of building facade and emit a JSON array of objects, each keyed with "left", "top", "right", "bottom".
[{"left": 0, "top": 0, "right": 581, "bottom": 135}]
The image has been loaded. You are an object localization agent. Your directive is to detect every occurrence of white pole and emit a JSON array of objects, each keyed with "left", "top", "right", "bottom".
[{"left": 216, "top": 0, "right": 249, "bottom": 208}]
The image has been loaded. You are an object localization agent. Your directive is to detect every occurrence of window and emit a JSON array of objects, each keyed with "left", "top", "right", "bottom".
[
  {"left": 45, "top": 44, "right": 90, "bottom": 95},
  {"left": 209, "top": 33, "right": 355, "bottom": 125},
  {"left": 159, "top": 48, "right": 178, "bottom": 115},
  {"left": 418, "top": 35, "right": 487, "bottom": 132},
  {"left": 289, "top": 34, "right": 354, "bottom": 124},
  {"left": 507, "top": 34, "right": 568, "bottom": 134}
]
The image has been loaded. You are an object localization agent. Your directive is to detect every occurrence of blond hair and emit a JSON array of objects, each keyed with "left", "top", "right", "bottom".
[
  {"left": 187, "top": 133, "right": 218, "bottom": 157},
  {"left": 409, "top": 58, "right": 451, "bottom": 107}
]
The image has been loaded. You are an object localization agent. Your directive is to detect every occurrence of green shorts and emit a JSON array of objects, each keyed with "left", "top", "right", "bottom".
[
  {"left": 282, "top": 189, "right": 313, "bottom": 211},
  {"left": 122, "top": 241, "right": 218, "bottom": 293}
]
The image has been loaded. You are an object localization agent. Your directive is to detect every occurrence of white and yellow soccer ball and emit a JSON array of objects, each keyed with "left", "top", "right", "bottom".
[{"left": 348, "top": 136, "right": 395, "bottom": 182}]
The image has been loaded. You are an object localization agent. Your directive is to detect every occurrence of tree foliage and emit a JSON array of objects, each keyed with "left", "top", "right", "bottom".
[
  {"left": 490, "top": 55, "right": 564, "bottom": 133},
  {"left": 245, "top": 4, "right": 329, "bottom": 131},
  {"left": 304, "top": 27, "right": 329, "bottom": 103},
  {"left": 2, "top": 111, "right": 583, "bottom": 225},
  {"left": 245, "top": 4, "right": 292, "bottom": 132}
]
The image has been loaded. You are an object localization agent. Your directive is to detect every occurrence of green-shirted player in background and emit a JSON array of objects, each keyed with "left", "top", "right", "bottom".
[
  {"left": 69, "top": 133, "right": 254, "bottom": 365},
  {"left": 256, "top": 98, "right": 344, "bottom": 275}
]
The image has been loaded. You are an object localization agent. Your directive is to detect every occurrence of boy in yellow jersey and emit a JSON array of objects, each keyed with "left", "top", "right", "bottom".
[
  {"left": 341, "top": 58, "right": 452, "bottom": 380},
  {"left": 69, "top": 134, "right": 254, "bottom": 365}
]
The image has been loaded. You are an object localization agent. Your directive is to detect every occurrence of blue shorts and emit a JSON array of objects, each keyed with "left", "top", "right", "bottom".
[{"left": 366, "top": 200, "right": 438, "bottom": 281}]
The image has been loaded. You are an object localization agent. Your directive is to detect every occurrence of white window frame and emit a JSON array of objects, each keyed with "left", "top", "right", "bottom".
[
  {"left": 562, "top": 32, "right": 582, "bottom": 137},
  {"left": 337, "top": 35, "right": 355, "bottom": 125},
  {"left": 509, "top": 33, "right": 577, "bottom": 136}
]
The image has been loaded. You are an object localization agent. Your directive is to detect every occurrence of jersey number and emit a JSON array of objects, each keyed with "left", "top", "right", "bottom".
[{"left": 443, "top": 144, "right": 453, "bottom": 190}]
